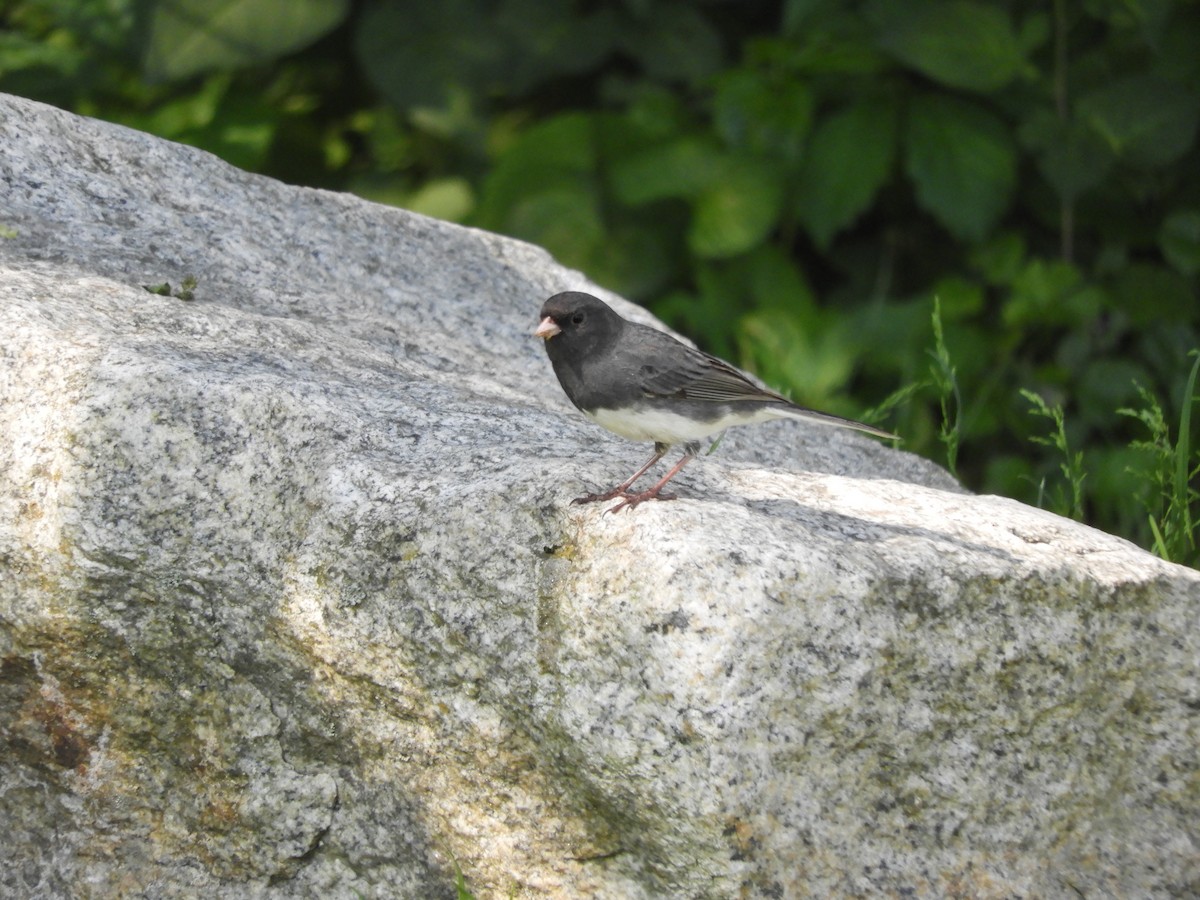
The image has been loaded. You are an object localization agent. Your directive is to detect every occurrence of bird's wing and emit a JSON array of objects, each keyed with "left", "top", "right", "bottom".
[
  {"left": 630, "top": 331, "right": 787, "bottom": 404},
  {"left": 621, "top": 323, "right": 899, "bottom": 439}
]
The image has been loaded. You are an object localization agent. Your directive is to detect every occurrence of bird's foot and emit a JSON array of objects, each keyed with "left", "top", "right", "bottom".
[
  {"left": 605, "top": 488, "right": 678, "bottom": 514},
  {"left": 570, "top": 487, "right": 628, "bottom": 506}
]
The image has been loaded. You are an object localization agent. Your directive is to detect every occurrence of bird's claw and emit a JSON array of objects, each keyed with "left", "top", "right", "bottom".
[
  {"left": 569, "top": 485, "right": 679, "bottom": 513},
  {"left": 605, "top": 489, "right": 677, "bottom": 514},
  {"left": 570, "top": 489, "right": 623, "bottom": 506}
]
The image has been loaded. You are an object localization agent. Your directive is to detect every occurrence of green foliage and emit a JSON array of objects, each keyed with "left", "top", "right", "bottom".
[
  {"left": 142, "top": 0, "right": 349, "bottom": 82},
  {"left": 1020, "top": 389, "right": 1086, "bottom": 521},
  {"left": 870, "top": 0, "right": 1035, "bottom": 91},
  {"left": 1118, "top": 353, "right": 1200, "bottom": 564},
  {"left": 904, "top": 94, "right": 1017, "bottom": 242},
  {"left": 1078, "top": 74, "right": 1200, "bottom": 169},
  {"left": 356, "top": 1, "right": 619, "bottom": 112},
  {"left": 4, "top": 0, "right": 1200, "bottom": 565},
  {"left": 928, "top": 298, "right": 961, "bottom": 478},
  {"left": 1161, "top": 210, "right": 1200, "bottom": 276},
  {"left": 793, "top": 98, "right": 895, "bottom": 249},
  {"left": 453, "top": 859, "right": 476, "bottom": 900},
  {"left": 142, "top": 274, "right": 197, "bottom": 301}
]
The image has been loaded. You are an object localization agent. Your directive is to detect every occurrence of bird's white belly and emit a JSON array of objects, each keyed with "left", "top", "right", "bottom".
[{"left": 586, "top": 405, "right": 773, "bottom": 445}]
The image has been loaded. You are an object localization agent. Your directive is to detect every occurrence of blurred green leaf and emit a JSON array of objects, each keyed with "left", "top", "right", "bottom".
[
  {"left": 742, "top": 245, "right": 819, "bottom": 319},
  {"left": 356, "top": 0, "right": 494, "bottom": 112},
  {"left": 1160, "top": 210, "right": 1200, "bottom": 276},
  {"left": 930, "top": 275, "right": 984, "bottom": 318},
  {"left": 131, "top": 72, "right": 229, "bottom": 134},
  {"left": 345, "top": 174, "right": 409, "bottom": 208},
  {"left": 654, "top": 248, "right": 819, "bottom": 351},
  {"left": 351, "top": 107, "right": 414, "bottom": 172},
  {"left": 1087, "top": 0, "right": 1175, "bottom": 45},
  {"left": 14, "top": 0, "right": 136, "bottom": 50},
  {"left": 1002, "top": 259, "right": 1103, "bottom": 328},
  {"left": 475, "top": 109, "right": 682, "bottom": 294},
  {"left": 872, "top": 0, "right": 1032, "bottom": 91},
  {"left": 615, "top": 87, "right": 692, "bottom": 144},
  {"left": 755, "top": 25, "right": 889, "bottom": 76},
  {"left": 1087, "top": 443, "right": 1159, "bottom": 546},
  {"left": 588, "top": 223, "right": 679, "bottom": 298},
  {"left": 0, "top": 30, "right": 86, "bottom": 78},
  {"left": 847, "top": 297, "right": 943, "bottom": 374},
  {"left": 1077, "top": 74, "right": 1200, "bottom": 168},
  {"left": 970, "top": 232, "right": 1026, "bottom": 285},
  {"left": 1155, "top": 5, "right": 1200, "bottom": 82},
  {"left": 738, "top": 311, "right": 856, "bottom": 411},
  {"left": 505, "top": 185, "right": 605, "bottom": 266},
  {"left": 618, "top": 2, "right": 725, "bottom": 85},
  {"left": 653, "top": 266, "right": 748, "bottom": 360},
  {"left": 475, "top": 113, "right": 596, "bottom": 227},
  {"left": 985, "top": 453, "right": 1037, "bottom": 503},
  {"left": 143, "top": 0, "right": 349, "bottom": 82},
  {"left": 782, "top": 0, "right": 839, "bottom": 34},
  {"left": 689, "top": 157, "right": 784, "bottom": 258},
  {"left": 404, "top": 178, "right": 475, "bottom": 222},
  {"left": 795, "top": 99, "right": 897, "bottom": 249},
  {"left": 713, "top": 70, "right": 814, "bottom": 163},
  {"left": 357, "top": 0, "right": 615, "bottom": 112},
  {"left": 905, "top": 94, "right": 1016, "bottom": 241},
  {"left": 1019, "top": 109, "right": 1115, "bottom": 202},
  {"left": 1109, "top": 263, "right": 1196, "bottom": 325},
  {"left": 110, "top": 72, "right": 279, "bottom": 169},
  {"left": 492, "top": 0, "right": 617, "bottom": 92},
  {"left": 407, "top": 85, "right": 481, "bottom": 141},
  {"left": 1077, "top": 358, "right": 1149, "bottom": 427},
  {"left": 610, "top": 137, "right": 726, "bottom": 205}
]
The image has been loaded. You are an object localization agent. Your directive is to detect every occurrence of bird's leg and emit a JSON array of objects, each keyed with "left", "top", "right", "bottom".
[
  {"left": 606, "top": 443, "right": 699, "bottom": 514},
  {"left": 571, "top": 443, "right": 668, "bottom": 506}
]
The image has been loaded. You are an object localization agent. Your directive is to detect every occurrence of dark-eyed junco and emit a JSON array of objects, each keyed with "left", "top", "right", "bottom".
[{"left": 535, "top": 291, "right": 897, "bottom": 513}]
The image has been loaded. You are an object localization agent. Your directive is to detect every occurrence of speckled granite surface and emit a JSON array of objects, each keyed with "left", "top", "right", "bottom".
[{"left": 2, "top": 93, "right": 1197, "bottom": 899}]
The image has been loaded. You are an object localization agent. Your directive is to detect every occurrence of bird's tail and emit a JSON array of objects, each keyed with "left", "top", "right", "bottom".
[{"left": 775, "top": 404, "right": 898, "bottom": 441}]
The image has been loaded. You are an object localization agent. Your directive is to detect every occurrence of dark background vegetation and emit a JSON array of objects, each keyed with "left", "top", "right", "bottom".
[{"left": 4, "top": 0, "right": 1199, "bottom": 563}]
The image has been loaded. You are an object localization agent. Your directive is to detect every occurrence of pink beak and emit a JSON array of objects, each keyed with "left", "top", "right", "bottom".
[{"left": 534, "top": 316, "right": 561, "bottom": 340}]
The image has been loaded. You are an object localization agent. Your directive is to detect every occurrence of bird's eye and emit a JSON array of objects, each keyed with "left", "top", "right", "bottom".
[{"left": 571, "top": 312, "right": 585, "bottom": 325}]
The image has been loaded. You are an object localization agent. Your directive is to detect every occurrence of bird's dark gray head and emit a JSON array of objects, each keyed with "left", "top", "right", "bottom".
[{"left": 535, "top": 291, "right": 623, "bottom": 363}]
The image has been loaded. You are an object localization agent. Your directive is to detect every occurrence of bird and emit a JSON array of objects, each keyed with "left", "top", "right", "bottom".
[{"left": 534, "top": 291, "right": 897, "bottom": 513}]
